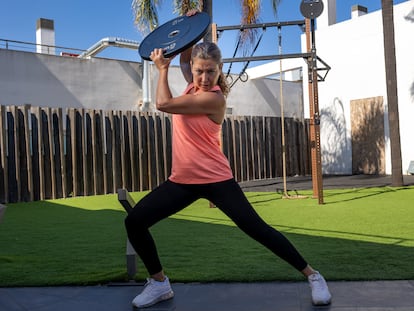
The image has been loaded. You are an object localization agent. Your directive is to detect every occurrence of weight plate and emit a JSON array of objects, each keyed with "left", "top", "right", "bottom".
[
  {"left": 139, "top": 12, "right": 210, "bottom": 61},
  {"left": 300, "top": 0, "right": 324, "bottom": 19}
]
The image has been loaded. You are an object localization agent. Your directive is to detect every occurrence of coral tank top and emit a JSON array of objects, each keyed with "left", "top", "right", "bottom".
[{"left": 169, "top": 84, "right": 233, "bottom": 184}]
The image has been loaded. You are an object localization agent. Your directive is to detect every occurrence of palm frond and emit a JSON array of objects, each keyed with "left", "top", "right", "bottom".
[
  {"left": 131, "top": 0, "right": 162, "bottom": 34},
  {"left": 238, "top": 0, "right": 281, "bottom": 56},
  {"left": 271, "top": 0, "right": 281, "bottom": 16},
  {"left": 238, "top": 0, "right": 260, "bottom": 55},
  {"left": 173, "top": 0, "right": 203, "bottom": 15}
]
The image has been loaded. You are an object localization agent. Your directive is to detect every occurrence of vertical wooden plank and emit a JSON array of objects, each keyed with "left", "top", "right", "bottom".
[
  {"left": 230, "top": 116, "right": 238, "bottom": 181},
  {"left": 146, "top": 113, "right": 152, "bottom": 189},
  {"left": 69, "top": 108, "right": 79, "bottom": 197},
  {"left": 221, "top": 118, "right": 229, "bottom": 161},
  {"left": 137, "top": 111, "right": 144, "bottom": 191},
  {"left": 16, "top": 107, "right": 27, "bottom": 201},
  {"left": 270, "top": 117, "right": 278, "bottom": 178},
  {"left": 81, "top": 109, "right": 88, "bottom": 196},
  {"left": 300, "top": 119, "right": 308, "bottom": 176},
  {"left": 305, "top": 119, "right": 311, "bottom": 175},
  {"left": 96, "top": 109, "right": 105, "bottom": 195},
  {"left": 260, "top": 116, "right": 267, "bottom": 179},
  {"left": 292, "top": 119, "right": 299, "bottom": 176},
  {"left": 239, "top": 119, "right": 246, "bottom": 182},
  {"left": 90, "top": 109, "right": 98, "bottom": 195},
  {"left": 30, "top": 110, "right": 39, "bottom": 200},
  {"left": 265, "top": 117, "right": 272, "bottom": 179},
  {"left": 154, "top": 113, "right": 161, "bottom": 186},
  {"left": 285, "top": 118, "right": 290, "bottom": 177},
  {"left": 147, "top": 114, "right": 157, "bottom": 189},
  {"left": 226, "top": 116, "right": 235, "bottom": 177},
  {"left": 241, "top": 117, "right": 249, "bottom": 182},
  {"left": 105, "top": 110, "right": 114, "bottom": 194},
  {"left": 11, "top": 106, "right": 21, "bottom": 202},
  {"left": 110, "top": 111, "right": 116, "bottom": 193},
  {"left": 101, "top": 110, "right": 108, "bottom": 194},
  {"left": 266, "top": 117, "right": 272, "bottom": 178},
  {"left": 288, "top": 118, "right": 294, "bottom": 176},
  {"left": 120, "top": 110, "right": 128, "bottom": 190},
  {"left": 140, "top": 112, "right": 150, "bottom": 190},
  {"left": 45, "top": 107, "right": 56, "bottom": 199},
  {"left": 234, "top": 117, "right": 242, "bottom": 182},
  {"left": 161, "top": 113, "right": 170, "bottom": 181},
  {"left": 57, "top": 108, "right": 67, "bottom": 198},
  {"left": 0, "top": 106, "right": 8, "bottom": 203},
  {"left": 23, "top": 105, "right": 34, "bottom": 201},
  {"left": 132, "top": 111, "right": 140, "bottom": 191},
  {"left": 241, "top": 118, "right": 247, "bottom": 182},
  {"left": 257, "top": 116, "right": 264, "bottom": 179},
  {"left": 42, "top": 109, "right": 52, "bottom": 199},
  {"left": 245, "top": 116, "right": 253, "bottom": 180},
  {"left": 251, "top": 116, "right": 257, "bottom": 180},
  {"left": 127, "top": 110, "right": 136, "bottom": 191},
  {"left": 51, "top": 110, "right": 61, "bottom": 197},
  {"left": 36, "top": 107, "right": 45, "bottom": 200}
]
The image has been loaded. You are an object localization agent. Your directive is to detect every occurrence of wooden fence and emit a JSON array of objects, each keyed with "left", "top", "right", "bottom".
[{"left": 0, "top": 104, "right": 311, "bottom": 203}]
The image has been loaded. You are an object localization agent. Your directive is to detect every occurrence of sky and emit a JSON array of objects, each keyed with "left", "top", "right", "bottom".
[{"left": 0, "top": 0, "right": 409, "bottom": 73}]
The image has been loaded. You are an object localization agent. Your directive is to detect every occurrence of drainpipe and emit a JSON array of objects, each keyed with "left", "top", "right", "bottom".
[
  {"left": 141, "top": 60, "right": 151, "bottom": 111},
  {"left": 78, "top": 37, "right": 140, "bottom": 59}
]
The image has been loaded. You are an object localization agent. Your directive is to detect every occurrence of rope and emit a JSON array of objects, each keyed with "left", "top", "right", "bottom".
[
  {"left": 277, "top": 26, "right": 307, "bottom": 200},
  {"left": 279, "top": 26, "right": 288, "bottom": 198}
]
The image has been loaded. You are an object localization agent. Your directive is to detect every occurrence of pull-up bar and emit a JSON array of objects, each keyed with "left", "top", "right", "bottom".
[
  {"left": 216, "top": 20, "right": 309, "bottom": 65},
  {"left": 216, "top": 20, "right": 306, "bottom": 32},
  {"left": 221, "top": 52, "right": 311, "bottom": 64}
]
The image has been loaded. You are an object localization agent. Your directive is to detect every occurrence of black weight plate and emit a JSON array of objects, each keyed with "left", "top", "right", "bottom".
[
  {"left": 139, "top": 12, "right": 210, "bottom": 61},
  {"left": 300, "top": 0, "right": 324, "bottom": 19}
]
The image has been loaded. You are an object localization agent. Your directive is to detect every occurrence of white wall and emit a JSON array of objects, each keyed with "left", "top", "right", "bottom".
[
  {"left": 0, "top": 48, "right": 303, "bottom": 118},
  {"left": 0, "top": 49, "right": 143, "bottom": 111},
  {"left": 302, "top": 0, "right": 414, "bottom": 175}
]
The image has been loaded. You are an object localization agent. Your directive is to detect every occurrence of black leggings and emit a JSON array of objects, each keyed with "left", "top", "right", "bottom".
[{"left": 124, "top": 178, "right": 308, "bottom": 275}]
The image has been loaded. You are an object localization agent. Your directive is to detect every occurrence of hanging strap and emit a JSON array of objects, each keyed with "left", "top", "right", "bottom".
[
  {"left": 230, "top": 28, "right": 265, "bottom": 89},
  {"left": 226, "top": 36, "right": 242, "bottom": 78}
]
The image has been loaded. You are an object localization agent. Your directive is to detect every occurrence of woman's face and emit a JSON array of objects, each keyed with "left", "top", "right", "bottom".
[{"left": 191, "top": 57, "right": 222, "bottom": 92}]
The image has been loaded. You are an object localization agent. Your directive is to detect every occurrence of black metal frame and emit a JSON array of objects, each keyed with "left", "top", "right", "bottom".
[{"left": 215, "top": 19, "right": 330, "bottom": 82}]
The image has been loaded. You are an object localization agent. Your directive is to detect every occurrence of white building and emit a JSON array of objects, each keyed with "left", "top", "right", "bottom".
[{"left": 247, "top": 0, "right": 414, "bottom": 175}]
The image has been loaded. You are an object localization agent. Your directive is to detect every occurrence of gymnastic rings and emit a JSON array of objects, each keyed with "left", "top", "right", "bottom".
[
  {"left": 226, "top": 75, "right": 234, "bottom": 85},
  {"left": 239, "top": 71, "right": 248, "bottom": 82}
]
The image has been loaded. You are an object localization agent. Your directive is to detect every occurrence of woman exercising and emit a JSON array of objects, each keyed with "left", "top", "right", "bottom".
[{"left": 125, "top": 12, "right": 331, "bottom": 310}]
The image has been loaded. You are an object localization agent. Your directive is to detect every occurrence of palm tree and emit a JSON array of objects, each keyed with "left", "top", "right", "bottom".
[
  {"left": 131, "top": 0, "right": 281, "bottom": 47},
  {"left": 381, "top": 0, "right": 403, "bottom": 186}
]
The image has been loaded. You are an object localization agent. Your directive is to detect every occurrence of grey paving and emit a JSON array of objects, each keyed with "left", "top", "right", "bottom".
[{"left": 1, "top": 280, "right": 414, "bottom": 310}]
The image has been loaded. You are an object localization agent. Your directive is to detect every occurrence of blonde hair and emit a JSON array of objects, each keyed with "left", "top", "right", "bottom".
[{"left": 191, "top": 42, "right": 230, "bottom": 97}]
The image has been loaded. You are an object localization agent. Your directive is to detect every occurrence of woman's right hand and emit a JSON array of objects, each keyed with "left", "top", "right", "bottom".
[
  {"left": 150, "top": 48, "right": 173, "bottom": 71},
  {"left": 186, "top": 9, "right": 199, "bottom": 17}
]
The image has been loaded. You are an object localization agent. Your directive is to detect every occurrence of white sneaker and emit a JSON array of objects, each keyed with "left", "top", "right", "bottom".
[
  {"left": 132, "top": 276, "right": 174, "bottom": 308},
  {"left": 308, "top": 272, "right": 332, "bottom": 305}
]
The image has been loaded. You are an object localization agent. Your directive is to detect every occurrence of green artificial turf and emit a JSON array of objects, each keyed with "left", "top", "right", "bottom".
[{"left": 0, "top": 185, "right": 413, "bottom": 286}]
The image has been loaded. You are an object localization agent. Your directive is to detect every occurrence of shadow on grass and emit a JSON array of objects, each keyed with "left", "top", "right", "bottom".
[
  {"left": 0, "top": 200, "right": 413, "bottom": 286},
  {"left": 245, "top": 184, "right": 414, "bottom": 205},
  {"left": 321, "top": 186, "right": 404, "bottom": 204}
]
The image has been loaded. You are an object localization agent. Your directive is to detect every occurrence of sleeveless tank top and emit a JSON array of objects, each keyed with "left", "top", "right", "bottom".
[{"left": 169, "top": 83, "right": 233, "bottom": 184}]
